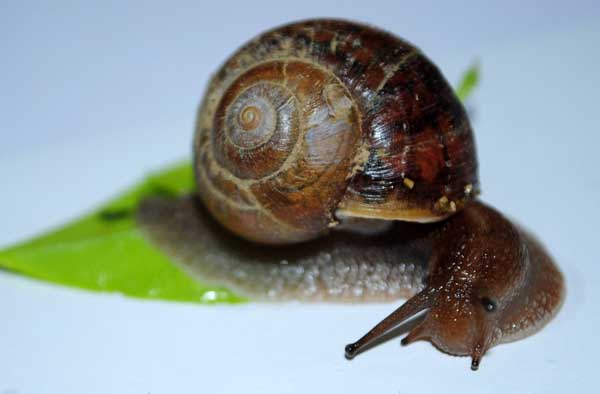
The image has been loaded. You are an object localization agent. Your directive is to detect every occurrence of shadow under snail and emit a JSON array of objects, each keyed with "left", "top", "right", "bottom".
[{"left": 137, "top": 19, "right": 565, "bottom": 370}]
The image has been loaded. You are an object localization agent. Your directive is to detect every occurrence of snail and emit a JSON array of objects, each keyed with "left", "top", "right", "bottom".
[{"left": 136, "top": 19, "right": 564, "bottom": 370}]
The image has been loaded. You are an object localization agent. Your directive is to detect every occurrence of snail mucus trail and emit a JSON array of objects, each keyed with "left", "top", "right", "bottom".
[{"left": 136, "top": 19, "right": 565, "bottom": 370}]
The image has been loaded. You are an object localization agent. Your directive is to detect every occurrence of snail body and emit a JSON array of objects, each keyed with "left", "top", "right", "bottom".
[{"left": 138, "top": 19, "right": 564, "bottom": 370}]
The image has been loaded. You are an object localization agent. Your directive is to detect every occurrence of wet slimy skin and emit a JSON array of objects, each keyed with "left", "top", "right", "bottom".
[
  {"left": 138, "top": 195, "right": 432, "bottom": 302},
  {"left": 138, "top": 195, "right": 564, "bottom": 370}
]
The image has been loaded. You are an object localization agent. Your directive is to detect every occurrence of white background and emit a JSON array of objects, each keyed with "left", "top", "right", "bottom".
[{"left": 1, "top": 1, "right": 599, "bottom": 393}]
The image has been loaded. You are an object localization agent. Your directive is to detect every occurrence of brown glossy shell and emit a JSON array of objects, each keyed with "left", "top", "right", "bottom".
[{"left": 194, "top": 19, "right": 479, "bottom": 244}]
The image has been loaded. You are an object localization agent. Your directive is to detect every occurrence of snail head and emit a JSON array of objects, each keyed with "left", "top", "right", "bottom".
[{"left": 345, "top": 203, "right": 529, "bottom": 370}]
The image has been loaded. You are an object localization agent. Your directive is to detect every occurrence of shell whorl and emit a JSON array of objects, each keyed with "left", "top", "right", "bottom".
[
  {"left": 194, "top": 19, "right": 479, "bottom": 244},
  {"left": 195, "top": 59, "right": 361, "bottom": 243}
]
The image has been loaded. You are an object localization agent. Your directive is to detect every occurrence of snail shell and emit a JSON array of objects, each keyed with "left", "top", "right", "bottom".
[{"left": 193, "top": 19, "right": 478, "bottom": 244}]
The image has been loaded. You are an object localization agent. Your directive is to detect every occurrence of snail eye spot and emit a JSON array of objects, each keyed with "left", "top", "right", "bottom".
[{"left": 481, "top": 297, "right": 497, "bottom": 313}]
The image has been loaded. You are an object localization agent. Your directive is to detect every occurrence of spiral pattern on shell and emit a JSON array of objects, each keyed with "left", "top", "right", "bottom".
[{"left": 194, "top": 19, "right": 479, "bottom": 244}]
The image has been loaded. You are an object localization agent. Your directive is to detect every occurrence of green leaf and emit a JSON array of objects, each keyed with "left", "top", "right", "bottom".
[
  {"left": 456, "top": 63, "right": 480, "bottom": 102},
  {"left": 0, "top": 162, "right": 246, "bottom": 304}
]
